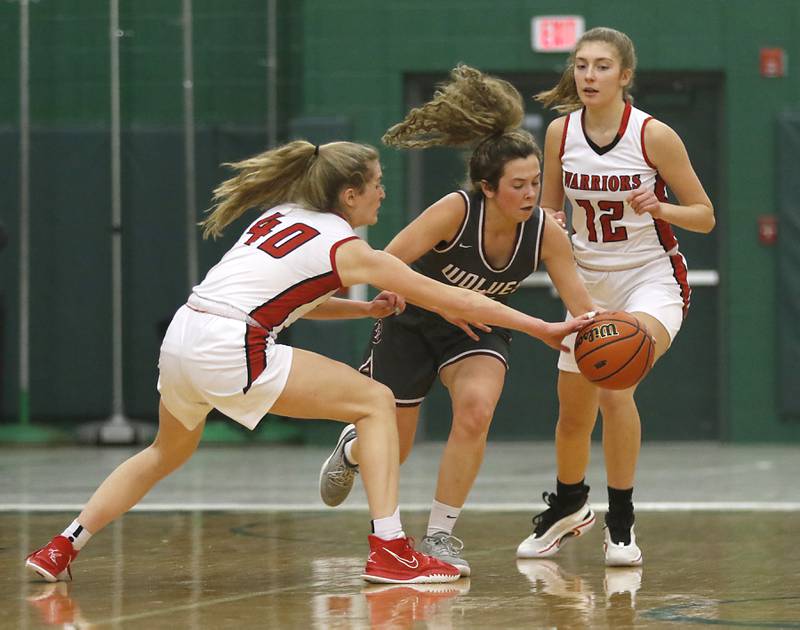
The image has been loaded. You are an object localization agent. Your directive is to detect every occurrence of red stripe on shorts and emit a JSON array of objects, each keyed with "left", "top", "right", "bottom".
[
  {"left": 243, "top": 271, "right": 341, "bottom": 393},
  {"left": 669, "top": 253, "right": 691, "bottom": 318}
]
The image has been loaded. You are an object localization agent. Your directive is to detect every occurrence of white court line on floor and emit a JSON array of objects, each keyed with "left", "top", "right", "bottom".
[
  {"left": 91, "top": 581, "right": 315, "bottom": 625},
  {"left": 3, "top": 502, "right": 800, "bottom": 512}
]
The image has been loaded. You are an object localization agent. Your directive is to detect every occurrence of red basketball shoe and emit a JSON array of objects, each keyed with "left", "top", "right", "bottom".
[
  {"left": 362, "top": 535, "right": 460, "bottom": 584},
  {"left": 26, "top": 536, "right": 78, "bottom": 582}
]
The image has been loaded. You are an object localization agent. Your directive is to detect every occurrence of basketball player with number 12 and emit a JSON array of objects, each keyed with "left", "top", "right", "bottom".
[{"left": 517, "top": 27, "right": 715, "bottom": 566}]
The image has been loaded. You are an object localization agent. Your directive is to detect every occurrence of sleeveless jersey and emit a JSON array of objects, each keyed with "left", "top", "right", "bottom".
[
  {"left": 193, "top": 204, "right": 357, "bottom": 392},
  {"left": 194, "top": 203, "right": 358, "bottom": 339},
  {"left": 560, "top": 101, "right": 679, "bottom": 271},
  {"left": 412, "top": 190, "right": 545, "bottom": 303}
]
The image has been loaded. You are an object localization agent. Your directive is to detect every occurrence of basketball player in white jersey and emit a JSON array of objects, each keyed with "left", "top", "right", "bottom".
[
  {"left": 24, "top": 140, "right": 592, "bottom": 585},
  {"left": 516, "top": 27, "right": 715, "bottom": 566}
]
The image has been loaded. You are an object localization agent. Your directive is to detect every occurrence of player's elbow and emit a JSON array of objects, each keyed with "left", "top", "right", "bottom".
[{"left": 700, "top": 207, "right": 716, "bottom": 233}]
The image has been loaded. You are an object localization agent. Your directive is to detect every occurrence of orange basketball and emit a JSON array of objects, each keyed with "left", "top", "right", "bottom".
[{"left": 574, "top": 311, "right": 655, "bottom": 390}]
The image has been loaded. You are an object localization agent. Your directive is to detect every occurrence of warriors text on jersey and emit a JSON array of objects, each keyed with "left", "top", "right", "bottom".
[
  {"left": 412, "top": 190, "right": 545, "bottom": 302},
  {"left": 560, "top": 101, "right": 679, "bottom": 271}
]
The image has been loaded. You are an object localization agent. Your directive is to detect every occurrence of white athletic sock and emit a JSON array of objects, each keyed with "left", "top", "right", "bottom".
[
  {"left": 344, "top": 439, "right": 358, "bottom": 466},
  {"left": 371, "top": 506, "right": 405, "bottom": 540},
  {"left": 61, "top": 519, "right": 92, "bottom": 551},
  {"left": 427, "top": 499, "right": 461, "bottom": 536}
]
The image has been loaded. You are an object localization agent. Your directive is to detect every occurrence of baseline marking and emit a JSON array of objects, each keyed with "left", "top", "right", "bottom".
[{"left": 3, "top": 501, "right": 800, "bottom": 512}]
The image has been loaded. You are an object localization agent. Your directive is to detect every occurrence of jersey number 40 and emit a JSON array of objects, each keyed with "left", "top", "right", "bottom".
[{"left": 244, "top": 212, "right": 320, "bottom": 258}]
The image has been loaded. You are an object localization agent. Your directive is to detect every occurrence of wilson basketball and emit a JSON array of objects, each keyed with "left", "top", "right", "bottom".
[{"left": 574, "top": 311, "right": 655, "bottom": 390}]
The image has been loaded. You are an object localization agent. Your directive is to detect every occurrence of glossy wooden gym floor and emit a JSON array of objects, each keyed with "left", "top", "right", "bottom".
[{"left": 2, "top": 442, "right": 799, "bottom": 629}]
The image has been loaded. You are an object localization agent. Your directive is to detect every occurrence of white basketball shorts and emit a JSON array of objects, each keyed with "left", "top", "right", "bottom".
[
  {"left": 558, "top": 253, "right": 690, "bottom": 373},
  {"left": 157, "top": 305, "right": 294, "bottom": 430}
]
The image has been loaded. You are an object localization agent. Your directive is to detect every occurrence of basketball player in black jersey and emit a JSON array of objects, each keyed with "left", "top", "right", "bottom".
[{"left": 319, "top": 66, "right": 597, "bottom": 576}]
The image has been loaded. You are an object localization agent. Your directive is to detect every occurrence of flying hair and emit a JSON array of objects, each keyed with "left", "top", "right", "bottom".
[
  {"left": 382, "top": 64, "right": 524, "bottom": 149},
  {"left": 382, "top": 64, "right": 540, "bottom": 193}
]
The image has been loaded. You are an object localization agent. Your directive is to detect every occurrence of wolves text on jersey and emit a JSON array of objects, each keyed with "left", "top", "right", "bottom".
[{"left": 441, "top": 263, "right": 519, "bottom": 296}]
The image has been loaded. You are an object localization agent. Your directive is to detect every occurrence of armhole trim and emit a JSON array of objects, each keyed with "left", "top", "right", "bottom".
[
  {"left": 329, "top": 235, "right": 360, "bottom": 286},
  {"left": 641, "top": 116, "right": 656, "bottom": 168},
  {"left": 559, "top": 115, "right": 570, "bottom": 160},
  {"left": 434, "top": 190, "right": 470, "bottom": 253}
]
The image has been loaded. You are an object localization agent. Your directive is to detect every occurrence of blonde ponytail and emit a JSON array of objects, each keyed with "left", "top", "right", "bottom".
[{"left": 201, "top": 140, "right": 379, "bottom": 239}]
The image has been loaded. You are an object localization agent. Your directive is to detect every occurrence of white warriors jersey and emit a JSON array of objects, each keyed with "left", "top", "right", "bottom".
[
  {"left": 193, "top": 203, "right": 358, "bottom": 339},
  {"left": 560, "top": 101, "right": 679, "bottom": 270}
]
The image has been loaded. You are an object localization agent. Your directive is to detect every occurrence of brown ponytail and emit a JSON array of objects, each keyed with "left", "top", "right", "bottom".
[{"left": 383, "top": 64, "right": 541, "bottom": 193}]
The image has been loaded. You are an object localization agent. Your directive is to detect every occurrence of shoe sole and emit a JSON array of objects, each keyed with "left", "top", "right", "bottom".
[
  {"left": 363, "top": 582, "right": 471, "bottom": 595},
  {"left": 361, "top": 572, "right": 461, "bottom": 584},
  {"left": 318, "top": 424, "right": 357, "bottom": 507},
  {"left": 25, "top": 559, "right": 60, "bottom": 583},
  {"left": 604, "top": 546, "right": 643, "bottom": 567},
  {"left": 605, "top": 557, "right": 643, "bottom": 567},
  {"left": 517, "top": 508, "right": 596, "bottom": 558},
  {"left": 421, "top": 556, "right": 470, "bottom": 577}
]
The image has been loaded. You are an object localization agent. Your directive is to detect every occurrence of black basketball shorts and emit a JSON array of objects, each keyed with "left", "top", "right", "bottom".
[{"left": 358, "top": 304, "right": 511, "bottom": 406}]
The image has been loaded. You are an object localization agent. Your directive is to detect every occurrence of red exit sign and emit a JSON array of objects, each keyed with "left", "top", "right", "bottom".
[{"left": 531, "top": 16, "right": 585, "bottom": 52}]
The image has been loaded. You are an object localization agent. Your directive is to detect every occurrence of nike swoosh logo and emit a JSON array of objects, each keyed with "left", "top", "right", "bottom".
[
  {"left": 383, "top": 547, "right": 419, "bottom": 568},
  {"left": 445, "top": 515, "right": 457, "bottom": 518},
  {"left": 458, "top": 244, "right": 472, "bottom": 248}
]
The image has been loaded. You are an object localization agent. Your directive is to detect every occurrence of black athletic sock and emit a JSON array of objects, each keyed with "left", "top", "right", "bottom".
[
  {"left": 607, "top": 487, "right": 635, "bottom": 544},
  {"left": 556, "top": 478, "right": 589, "bottom": 511},
  {"left": 607, "top": 486, "right": 634, "bottom": 514}
]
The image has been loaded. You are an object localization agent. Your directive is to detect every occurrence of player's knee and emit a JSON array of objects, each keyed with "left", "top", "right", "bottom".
[
  {"left": 598, "top": 389, "right": 636, "bottom": 417},
  {"left": 557, "top": 412, "right": 595, "bottom": 438},
  {"left": 150, "top": 434, "right": 198, "bottom": 476},
  {"left": 362, "top": 381, "right": 396, "bottom": 420},
  {"left": 451, "top": 399, "right": 495, "bottom": 441}
]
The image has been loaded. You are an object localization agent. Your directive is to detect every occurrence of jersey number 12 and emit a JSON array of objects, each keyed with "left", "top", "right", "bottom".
[{"left": 575, "top": 199, "right": 628, "bottom": 243}]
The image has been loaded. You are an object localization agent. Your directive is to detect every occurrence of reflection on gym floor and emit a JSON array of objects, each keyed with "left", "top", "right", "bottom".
[
  {"left": 3, "top": 442, "right": 800, "bottom": 628},
  {"left": 6, "top": 510, "right": 800, "bottom": 629}
]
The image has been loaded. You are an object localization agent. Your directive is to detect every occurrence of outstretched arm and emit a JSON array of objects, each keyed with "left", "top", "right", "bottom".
[
  {"left": 335, "top": 239, "right": 593, "bottom": 351},
  {"left": 303, "top": 292, "right": 406, "bottom": 320}
]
